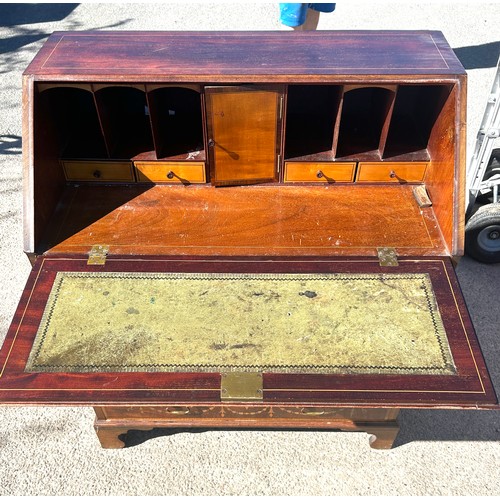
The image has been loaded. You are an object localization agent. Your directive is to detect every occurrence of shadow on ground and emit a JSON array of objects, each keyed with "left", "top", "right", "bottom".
[
  {"left": 454, "top": 41, "right": 500, "bottom": 69},
  {"left": 0, "top": 4, "right": 79, "bottom": 27},
  {"left": 0, "top": 4, "right": 132, "bottom": 56},
  {"left": 114, "top": 407, "right": 500, "bottom": 449}
]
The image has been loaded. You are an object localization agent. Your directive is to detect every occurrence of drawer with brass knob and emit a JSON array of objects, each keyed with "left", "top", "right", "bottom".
[
  {"left": 135, "top": 161, "right": 206, "bottom": 184},
  {"left": 61, "top": 160, "right": 135, "bottom": 182},
  {"left": 96, "top": 405, "right": 399, "bottom": 421},
  {"left": 356, "top": 162, "right": 428, "bottom": 183},
  {"left": 284, "top": 162, "right": 356, "bottom": 183}
]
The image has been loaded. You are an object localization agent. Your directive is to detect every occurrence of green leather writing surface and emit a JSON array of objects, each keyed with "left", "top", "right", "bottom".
[{"left": 26, "top": 272, "right": 455, "bottom": 375}]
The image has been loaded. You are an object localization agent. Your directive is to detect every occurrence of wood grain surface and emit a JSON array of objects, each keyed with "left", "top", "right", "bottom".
[
  {"left": 24, "top": 31, "right": 466, "bottom": 80},
  {"left": 206, "top": 86, "right": 281, "bottom": 185},
  {"left": 38, "top": 184, "right": 447, "bottom": 257}
]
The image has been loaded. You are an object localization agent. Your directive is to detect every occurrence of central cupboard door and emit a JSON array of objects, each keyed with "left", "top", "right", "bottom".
[{"left": 205, "top": 86, "right": 283, "bottom": 186}]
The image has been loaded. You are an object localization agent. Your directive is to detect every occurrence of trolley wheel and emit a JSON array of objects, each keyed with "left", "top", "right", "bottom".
[{"left": 465, "top": 203, "right": 500, "bottom": 263}]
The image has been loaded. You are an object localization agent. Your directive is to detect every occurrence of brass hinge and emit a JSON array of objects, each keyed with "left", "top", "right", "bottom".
[
  {"left": 377, "top": 247, "right": 398, "bottom": 267},
  {"left": 221, "top": 372, "right": 263, "bottom": 402},
  {"left": 87, "top": 245, "right": 109, "bottom": 265}
]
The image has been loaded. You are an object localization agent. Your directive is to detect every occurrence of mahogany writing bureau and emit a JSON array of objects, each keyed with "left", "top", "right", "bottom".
[{"left": 0, "top": 31, "right": 497, "bottom": 449}]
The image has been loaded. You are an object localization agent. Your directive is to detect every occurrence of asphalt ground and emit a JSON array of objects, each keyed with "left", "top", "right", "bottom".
[{"left": 0, "top": 2, "right": 499, "bottom": 495}]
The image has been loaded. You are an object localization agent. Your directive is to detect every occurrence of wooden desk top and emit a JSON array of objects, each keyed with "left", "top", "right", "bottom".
[{"left": 24, "top": 31, "right": 466, "bottom": 81}]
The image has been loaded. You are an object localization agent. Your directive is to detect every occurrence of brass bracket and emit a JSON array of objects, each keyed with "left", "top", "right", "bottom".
[
  {"left": 87, "top": 245, "right": 109, "bottom": 265},
  {"left": 377, "top": 247, "right": 398, "bottom": 267},
  {"left": 221, "top": 372, "right": 263, "bottom": 402}
]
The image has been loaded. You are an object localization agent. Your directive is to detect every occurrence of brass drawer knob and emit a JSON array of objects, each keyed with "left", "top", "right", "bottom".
[
  {"left": 167, "top": 170, "right": 175, "bottom": 179},
  {"left": 300, "top": 408, "right": 325, "bottom": 416},
  {"left": 389, "top": 170, "right": 396, "bottom": 178},
  {"left": 93, "top": 170, "right": 101, "bottom": 179},
  {"left": 316, "top": 170, "right": 324, "bottom": 179},
  {"left": 166, "top": 406, "right": 190, "bottom": 415}
]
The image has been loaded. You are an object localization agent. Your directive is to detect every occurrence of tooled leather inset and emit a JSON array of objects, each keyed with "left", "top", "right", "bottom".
[{"left": 25, "top": 271, "right": 456, "bottom": 375}]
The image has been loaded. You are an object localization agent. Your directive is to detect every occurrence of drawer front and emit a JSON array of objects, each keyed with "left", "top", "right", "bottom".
[
  {"left": 135, "top": 161, "right": 206, "bottom": 183},
  {"left": 99, "top": 405, "right": 398, "bottom": 421},
  {"left": 101, "top": 406, "right": 211, "bottom": 419},
  {"left": 356, "top": 162, "right": 428, "bottom": 183},
  {"left": 284, "top": 162, "right": 356, "bottom": 183},
  {"left": 62, "top": 161, "right": 134, "bottom": 182}
]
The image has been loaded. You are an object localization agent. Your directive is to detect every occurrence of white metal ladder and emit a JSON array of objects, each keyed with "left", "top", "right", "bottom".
[{"left": 466, "top": 57, "right": 500, "bottom": 215}]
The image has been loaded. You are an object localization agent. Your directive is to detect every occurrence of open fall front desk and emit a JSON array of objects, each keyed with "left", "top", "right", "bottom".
[{"left": 0, "top": 31, "right": 497, "bottom": 449}]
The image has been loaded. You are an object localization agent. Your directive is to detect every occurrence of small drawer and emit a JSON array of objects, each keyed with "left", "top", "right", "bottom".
[
  {"left": 135, "top": 161, "right": 206, "bottom": 183},
  {"left": 284, "top": 162, "right": 356, "bottom": 183},
  {"left": 62, "top": 161, "right": 134, "bottom": 182},
  {"left": 356, "top": 162, "right": 428, "bottom": 183}
]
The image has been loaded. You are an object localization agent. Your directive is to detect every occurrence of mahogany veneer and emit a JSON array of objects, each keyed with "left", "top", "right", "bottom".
[{"left": 38, "top": 184, "right": 447, "bottom": 257}]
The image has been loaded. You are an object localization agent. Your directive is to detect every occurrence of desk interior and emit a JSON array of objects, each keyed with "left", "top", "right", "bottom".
[{"left": 40, "top": 184, "right": 447, "bottom": 257}]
